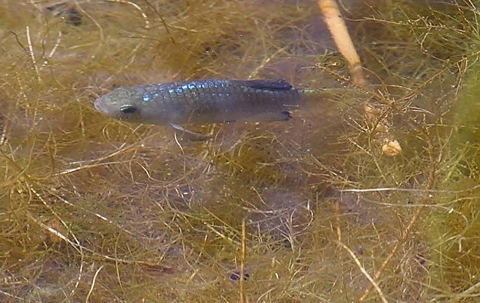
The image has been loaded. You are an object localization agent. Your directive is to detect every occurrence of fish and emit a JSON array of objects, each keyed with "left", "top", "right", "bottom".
[{"left": 94, "top": 79, "right": 355, "bottom": 126}]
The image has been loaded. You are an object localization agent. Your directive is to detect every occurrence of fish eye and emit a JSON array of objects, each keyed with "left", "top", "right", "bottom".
[{"left": 120, "top": 105, "right": 137, "bottom": 114}]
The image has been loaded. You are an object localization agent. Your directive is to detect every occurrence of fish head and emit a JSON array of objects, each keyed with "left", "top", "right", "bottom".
[
  {"left": 94, "top": 87, "right": 145, "bottom": 123},
  {"left": 94, "top": 87, "right": 172, "bottom": 125}
]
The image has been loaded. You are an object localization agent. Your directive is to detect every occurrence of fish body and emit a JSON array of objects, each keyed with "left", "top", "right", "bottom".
[{"left": 94, "top": 79, "right": 341, "bottom": 125}]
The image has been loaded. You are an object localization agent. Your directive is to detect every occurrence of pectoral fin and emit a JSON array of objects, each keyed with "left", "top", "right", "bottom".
[
  {"left": 171, "top": 124, "right": 212, "bottom": 140},
  {"left": 281, "top": 111, "right": 293, "bottom": 120}
]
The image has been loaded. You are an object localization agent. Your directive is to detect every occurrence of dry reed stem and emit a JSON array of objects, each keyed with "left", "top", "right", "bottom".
[
  {"left": 317, "top": 0, "right": 367, "bottom": 87},
  {"left": 317, "top": 0, "right": 402, "bottom": 157},
  {"left": 240, "top": 219, "right": 246, "bottom": 303}
]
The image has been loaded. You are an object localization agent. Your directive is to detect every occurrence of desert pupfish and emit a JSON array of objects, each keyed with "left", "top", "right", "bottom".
[{"left": 94, "top": 79, "right": 351, "bottom": 126}]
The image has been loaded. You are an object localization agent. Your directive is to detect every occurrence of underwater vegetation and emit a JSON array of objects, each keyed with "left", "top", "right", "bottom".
[{"left": 1, "top": 0, "right": 480, "bottom": 301}]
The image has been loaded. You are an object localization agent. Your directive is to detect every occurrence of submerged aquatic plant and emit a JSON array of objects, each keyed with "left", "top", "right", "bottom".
[{"left": 0, "top": 0, "right": 479, "bottom": 302}]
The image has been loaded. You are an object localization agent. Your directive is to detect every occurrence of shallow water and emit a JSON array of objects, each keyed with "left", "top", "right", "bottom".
[{"left": 0, "top": 0, "right": 479, "bottom": 302}]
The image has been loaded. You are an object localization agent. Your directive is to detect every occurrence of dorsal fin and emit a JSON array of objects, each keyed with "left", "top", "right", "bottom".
[{"left": 241, "top": 79, "right": 293, "bottom": 91}]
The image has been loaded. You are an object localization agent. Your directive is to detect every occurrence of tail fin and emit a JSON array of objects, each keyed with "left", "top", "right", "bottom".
[{"left": 297, "top": 87, "right": 367, "bottom": 116}]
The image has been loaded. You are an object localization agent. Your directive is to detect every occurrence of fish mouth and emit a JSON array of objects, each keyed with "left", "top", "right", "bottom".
[{"left": 94, "top": 97, "right": 107, "bottom": 113}]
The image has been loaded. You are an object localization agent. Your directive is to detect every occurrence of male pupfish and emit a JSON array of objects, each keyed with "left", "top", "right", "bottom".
[{"left": 94, "top": 79, "right": 355, "bottom": 126}]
